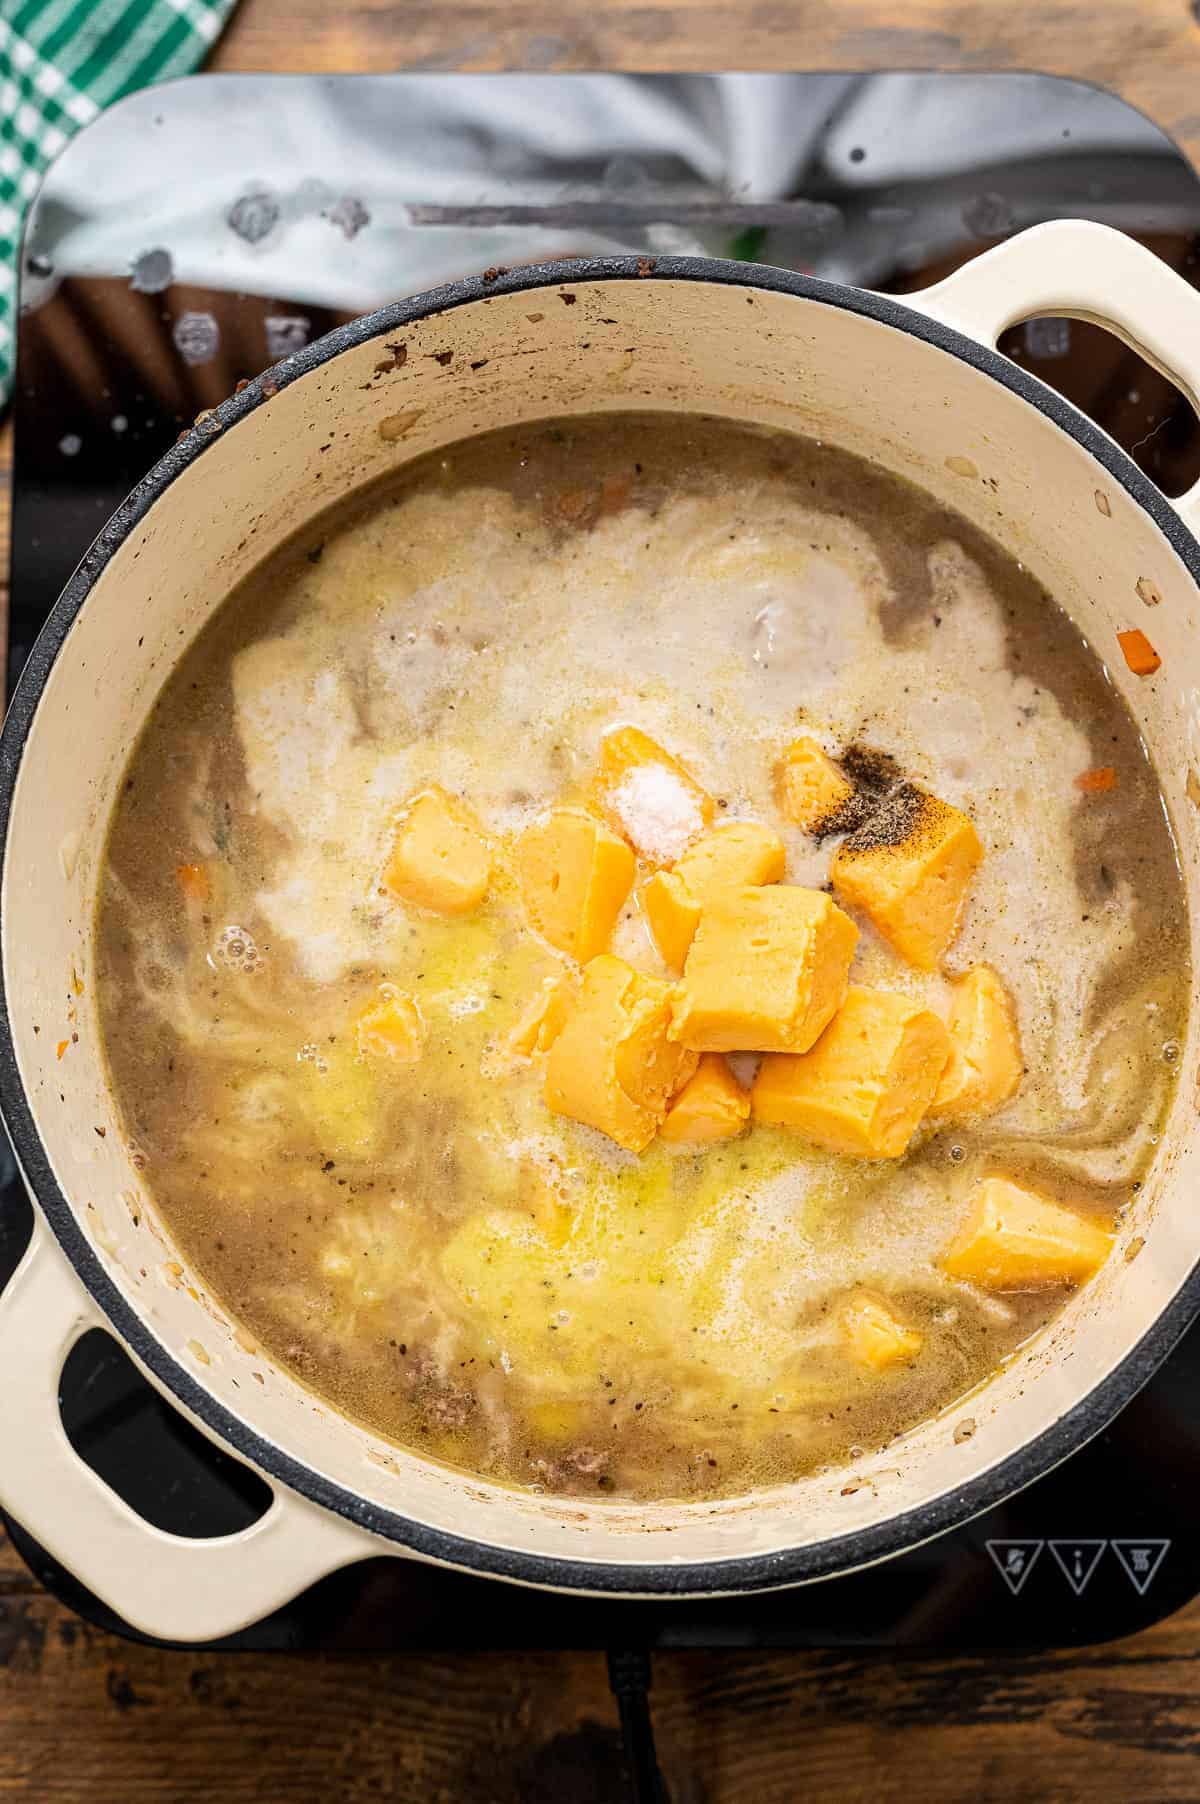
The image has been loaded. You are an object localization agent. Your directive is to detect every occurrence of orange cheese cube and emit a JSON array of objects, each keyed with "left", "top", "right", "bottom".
[
  {"left": 840, "top": 1290, "right": 924, "bottom": 1371},
  {"left": 660, "top": 1054, "right": 751, "bottom": 1144},
  {"left": 641, "top": 821, "right": 786, "bottom": 970},
  {"left": 928, "top": 965, "right": 1022, "bottom": 1121},
  {"left": 503, "top": 973, "right": 578, "bottom": 1064},
  {"left": 382, "top": 787, "right": 490, "bottom": 915},
  {"left": 515, "top": 807, "right": 635, "bottom": 963},
  {"left": 831, "top": 788, "right": 982, "bottom": 970},
  {"left": 941, "top": 1177, "right": 1113, "bottom": 1289},
  {"left": 544, "top": 955, "right": 698, "bottom": 1153},
  {"left": 356, "top": 986, "right": 424, "bottom": 1062},
  {"left": 641, "top": 870, "right": 698, "bottom": 971},
  {"left": 670, "top": 884, "right": 858, "bottom": 1054},
  {"left": 592, "top": 726, "right": 715, "bottom": 864},
  {"left": 752, "top": 986, "right": 951, "bottom": 1158},
  {"left": 679, "top": 820, "right": 787, "bottom": 892},
  {"left": 775, "top": 736, "right": 854, "bottom": 832}
]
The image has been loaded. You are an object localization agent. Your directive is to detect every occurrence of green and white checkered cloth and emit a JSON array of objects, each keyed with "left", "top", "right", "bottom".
[{"left": 0, "top": 0, "right": 237, "bottom": 406}]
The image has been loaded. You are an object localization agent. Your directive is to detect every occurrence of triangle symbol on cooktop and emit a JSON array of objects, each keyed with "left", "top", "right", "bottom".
[
  {"left": 1048, "top": 1539, "right": 1107, "bottom": 1595},
  {"left": 986, "top": 1539, "right": 1044, "bottom": 1595},
  {"left": 1111, "top": 1539, "right": 1170, "bottom": 1596}
]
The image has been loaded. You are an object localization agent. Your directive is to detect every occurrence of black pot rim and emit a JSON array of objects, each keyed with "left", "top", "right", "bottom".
[{"left": 2, "top": 252, "right": 1199, "bottom": 1600}]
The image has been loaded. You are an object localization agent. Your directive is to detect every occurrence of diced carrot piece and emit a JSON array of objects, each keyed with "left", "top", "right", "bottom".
[
  {"left": 1117, "top": 628, "right": 1161, "bottom": 676},
  {"left": 56, "top": 1039, "right": 69, "bottom": 1060},
  {"left": 1074, "top": 766, "right": 1118, "bottom": 794},
  {"left": 176, "top": 862, "right": 210, "bottom": 902}
]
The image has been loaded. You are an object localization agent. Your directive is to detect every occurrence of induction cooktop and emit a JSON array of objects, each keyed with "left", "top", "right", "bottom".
[{"left": 3, "top": 71, "right": 1200, "bottom": 1654}]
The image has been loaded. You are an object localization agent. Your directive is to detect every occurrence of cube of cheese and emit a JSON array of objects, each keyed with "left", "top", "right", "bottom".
[
  {"left": 515, "top": 807, "right": 635, "bottom": 963},
  {"left": 679, "top": 819, "right": 787, "bottom": 892},
  {"left": 670, "top": 884, "right": 858, "bottom": 1054},
  {"left": 355, "top": 987, "right": 424, "bottom": 1062},
  {"left": 831, "top": 788, "right": 982, "bottom": 970},
  {"left": 544, "top": 954, "right": 698, "bottom": 1153},
  {"left": 503, "top": 973, "right": 577, "bottom": 1063},
  {"left": 928, "top": 965, "right": 1022, "bottom": 1120},
  {"left": 382, "top": 787, "right": 491, "bottom": 915},
  {"left": 941, "top": 1177, "right": 1113, "bottom": 1289},
  {"left": 592, "top": 726, "right": 715, "bottom": 864},
  {"left": 641, "top": 870, "right": 699, "bottom": 972},
  {"left": 840, "top": 1290, "right": 924, "bottom": 1371},
  {"left": 641, "top": 821, "right": 786, "bottom": 970},
  {"left": 752, "top": 986, "right": 951, "bottom": 1158},
  {"left": 660, "top": 1054, "right": 751, "bottom": 1144},
  {"left": 776, "top": 736, "right": 854, "bottom": 832}
]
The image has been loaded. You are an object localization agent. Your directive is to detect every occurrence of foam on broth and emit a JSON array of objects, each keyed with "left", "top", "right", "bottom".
[{"left": 94, "top": 415, "right": 1188, "bottom": 1500}]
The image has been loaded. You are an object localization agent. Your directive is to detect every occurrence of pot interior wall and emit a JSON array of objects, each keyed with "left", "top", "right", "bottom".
[{"left": 5, "top": 271, "right": 1199, "bottom": 1576}]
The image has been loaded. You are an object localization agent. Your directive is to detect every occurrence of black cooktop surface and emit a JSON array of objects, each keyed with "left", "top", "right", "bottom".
[{"left": 3, "top": 71, "right": 1200, "bottom": 1650}]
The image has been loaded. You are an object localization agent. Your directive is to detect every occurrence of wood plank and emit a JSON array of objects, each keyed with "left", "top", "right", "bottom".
[
  {"left": 3, "top": 1571, "right": 1200, "bottom": 1801},
  {"left": 210, "top": 0, "right": 1200, "bottom": 171},
  {"left": 0, "top": 1526, "right": 35, "bottom": 1593}
]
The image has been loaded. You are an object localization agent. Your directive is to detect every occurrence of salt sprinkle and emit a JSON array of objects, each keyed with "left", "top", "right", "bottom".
[{"left": 609, "top": 764, "right": 704, "bottom": 862}]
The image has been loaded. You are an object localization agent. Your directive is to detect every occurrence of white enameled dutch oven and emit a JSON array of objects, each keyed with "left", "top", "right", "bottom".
[{"left": 1, "top": 220, "right": 1199, "bottom": 1643}]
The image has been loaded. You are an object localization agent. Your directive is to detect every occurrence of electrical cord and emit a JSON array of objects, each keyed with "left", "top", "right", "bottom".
[{"left": 606, "top": 1648, "right": 670, "bottom": 1804}]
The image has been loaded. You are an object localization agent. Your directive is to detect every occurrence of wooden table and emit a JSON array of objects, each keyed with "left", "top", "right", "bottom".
[{"left": 5, "top": 5, "right": 1200, "bottom": 1797}]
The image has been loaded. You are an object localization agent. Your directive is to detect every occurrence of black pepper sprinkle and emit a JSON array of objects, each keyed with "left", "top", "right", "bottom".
[
  {"left": 804, "top": 742, "right": 912, "bottom": 840},
  {"left": 839, "top": 780, "right": 933, "bottom": 855}
]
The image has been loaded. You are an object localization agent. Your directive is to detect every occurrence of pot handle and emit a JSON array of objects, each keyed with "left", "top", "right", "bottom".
[
  {"left": 908, "top": 219, "right": 1200, "bottom": 537},
  {"left": 0, "top": 1219, "right": 373, "bottom": 1642}
]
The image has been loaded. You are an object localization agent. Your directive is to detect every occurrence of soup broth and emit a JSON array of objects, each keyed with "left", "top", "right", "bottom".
[{"left": 94, "top": 415, "right": 1188, "bottom": 1501}]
